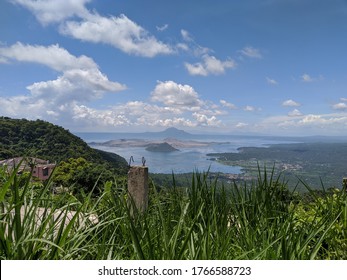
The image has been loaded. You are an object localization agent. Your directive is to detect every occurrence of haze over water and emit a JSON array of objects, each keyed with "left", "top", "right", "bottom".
[{"left": 77, "top": 132, "right": 295, "bottom": 174}]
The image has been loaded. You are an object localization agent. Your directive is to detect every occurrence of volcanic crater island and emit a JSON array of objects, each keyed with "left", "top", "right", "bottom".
[{"left": 91, "top": 137, "right": 226, "bottom": 152}]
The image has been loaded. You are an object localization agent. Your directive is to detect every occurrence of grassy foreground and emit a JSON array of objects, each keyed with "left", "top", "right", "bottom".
[{"left": 0, "top": 166, "right": 346, "bottom": 260}]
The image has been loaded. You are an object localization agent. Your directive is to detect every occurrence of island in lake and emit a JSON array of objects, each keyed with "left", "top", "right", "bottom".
[
  {"left": 90, "top": 137, "right": 229, "bottom": 149},
  {"left": 145, "top": 142, "right": 179, "bottom": 152}
]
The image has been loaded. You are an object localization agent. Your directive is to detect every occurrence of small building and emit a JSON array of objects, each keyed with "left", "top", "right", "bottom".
[{"left": 0, "top": 157, "right": 56, "bottom": 180}]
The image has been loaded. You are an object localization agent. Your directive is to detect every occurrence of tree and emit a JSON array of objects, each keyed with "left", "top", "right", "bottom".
[{"left": 52, "top": 157, "right": 121, "bottom": 195}]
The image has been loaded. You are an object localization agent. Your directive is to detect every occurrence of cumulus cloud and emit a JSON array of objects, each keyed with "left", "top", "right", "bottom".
[
  {"left": 143, "top": 117, "right": 196, "bottom": 128},
  {"left": 11, "top": 0, "right": 90, "bottom": 25},
  {"left": 28, "top": 68, "right": 125, "bottom": 103},
  {"left": 67, "top": 80, "right": 224, "bottom": 130},
  {"left": 333, "top": 98, "right": 347, "bottom": 110},
  {"left": 333, "top": 102, "right": 347, "bottom": 110},
  {"left": 192, "top": 113, "right": 221, "bottom": 127},
  {"left": 288, "top": 109, "right": 303, "bottom": 117},
  {"left": 0, "top": 42, "right": 96, "bottom": 71},
  {"left": 260, "top": 112, "right": 347, "bottom": 135},
  {"left": 185, "top": 54, "right": 236, "bottom": 76},
  {"left": 297, "top": 114, "right": 346, "bottom": 125},
  {"left": 12, "top": 0, "right": 173, "bottom": 57},
  {"left": 220, "top": 100, "right": 237, "bottom": 110},
  {"left": 282, "top": 99, "right": 301, "bottom": 107},
  {"left": 60, "top": 14, "right": 173, "bottom": 57},
  {"left": 0, "top": 46, "right": 224, "bottom": 130},
  {"left": 0, "top": 43, "right": 126, "bottom": 120},
  {"left": 0, "top": 43, "right": 126, "bottom": 103},
  {"left": 70, "top": 100, "right": 222, "bottom": 130},
  {"left": 239, "top": 46, "right": 262, "bottom": 59},
  {"left": 151, "top": 80, "right": 203, "bottom": 109},
  {"left": 72, "top": 105, "right": 131, "bottom": 127}
]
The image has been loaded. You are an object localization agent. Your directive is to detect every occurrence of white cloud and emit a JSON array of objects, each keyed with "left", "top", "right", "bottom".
[
  {"left": 61, "top": 14, "right": 173, "bottom": 57},
  {"left": 151, "top": 80, "right": 203, "bottom": 109},
  {"left": 185, "top": 62, "right": 207, "bottom": 76},
  {"left": 179, "top": 29, "right": 210, "bottom": 56},
  {"left": 333, "top": 102, "right": 347, "bottom": 110},
  {"left": 70, "top": 100, "right": 223, "bottom": 130},
  {"left": 244, "top": 105, "right": 256, "bottom": 112},
  {"left": 282, "top": 99, "right": 301, "bottom": 107},
  {"left": 301, "top": 73, "right": 314, "bottom": 82},
  {"left": 332, "top": 98, "right": 347, "bottom": 110},
  {"left": 266, "top": 77, "right": 278, "bottom": 85},
  {"left": 181, "top": 29, "right": 193, "bottom": 42},
  {"left": 115, "top": 101, "right": 182, "bottom": 117},
  {"left": 156, "top": 24, "right": 169, "bottom": 32},
  {"left": 296, "top": 114, "right": 347, "bottom": 126},
  {"left": 192, "top": 113, "right": 221, "bottom": 127},
  {"left": 288, "top": 109, "right": 303, "bottom": 117},
  {"left": 11, "top": 0, "right": 90, "bottom": 25},
  {"left": 220, "top": 100, "right": 237, "bottom": 110},
  {"left": 0, "top": 43, "right": 126, "bottom": 121},
  {"left": 301, "top": 73, "right": 323, "bottom": 83},
  {"left": 259, "top": 112, "right": 347, "bottom": 135},
  {"left": 27, "top": 68, "right": 125, "bottom": 104},
  {"left": 144, "top": 117, "right": 196, "bottom": 128},
  {"left": 185, "top": 54, "right": 236, "bottom": 76},
  {"left": 176, "top": 43, "right": 189, "bottom": 51},
  {"left": 239, "top": 46, "right": 262, "bottom": 59},
  {"left": 236, "top": 122, "right": 248, "bottom": 128},
  {"left": 0, "top": 43, "right": 126, "bottom": 104},
  {"left": 0, "top": 42, "right": 97, "bottom": 71},
  {"left": 72, "top": 105, "right": 131, "bottom": 127},
  {"left": 12, "top": 1, "right": 173, "bottom": 57}
]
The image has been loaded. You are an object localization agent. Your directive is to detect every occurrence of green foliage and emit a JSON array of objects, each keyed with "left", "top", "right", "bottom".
[
  {"left": 0, "top": 117, "right": 128, "bottom": 173},
  {"left": 292, "top": 188, "right": 347, "bottom": 259},
  {"left": 52, "top": 157, "right": 126, "bottom": 195},
  {"left": 1, "top": 167, "right": 346, "bottom": 260}
]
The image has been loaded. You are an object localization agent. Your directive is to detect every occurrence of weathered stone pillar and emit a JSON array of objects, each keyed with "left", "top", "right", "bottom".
[{"left": 127, "top": 166, "right": 149, "bottom": 214}]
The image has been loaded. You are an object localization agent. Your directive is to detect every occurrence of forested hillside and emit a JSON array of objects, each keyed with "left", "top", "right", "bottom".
[{"left": 0, "top": 117, "right": 128, "bottom": 173}]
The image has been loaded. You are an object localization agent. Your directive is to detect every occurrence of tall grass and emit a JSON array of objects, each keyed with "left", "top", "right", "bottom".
[{"left": 0, "top": 166, "right": 346, "bottom": 259}]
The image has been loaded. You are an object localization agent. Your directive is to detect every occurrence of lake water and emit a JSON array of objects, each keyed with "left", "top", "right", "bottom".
[{"left": 75, "top": 132, "right": 295, "bottom": 174}]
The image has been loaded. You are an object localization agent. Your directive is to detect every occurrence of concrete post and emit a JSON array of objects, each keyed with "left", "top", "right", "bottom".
[{"left": 127, "top": 166, "right": 149, "bottom": 214}]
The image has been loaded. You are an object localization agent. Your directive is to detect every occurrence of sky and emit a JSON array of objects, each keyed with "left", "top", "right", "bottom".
[{"left": 1, "top": 0, "right": 347, "bottom": 136}]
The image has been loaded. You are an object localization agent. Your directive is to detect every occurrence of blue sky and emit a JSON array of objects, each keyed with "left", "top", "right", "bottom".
[{"left": 1, "top": 0, "right": 347, "bottom": 136}]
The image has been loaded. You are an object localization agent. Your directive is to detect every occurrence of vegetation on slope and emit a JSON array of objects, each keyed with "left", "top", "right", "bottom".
[
  {"left": 208, "top": 142, "right": 347, "bottom": 190},
  {"left": 0, "top": 117, "right": 127, "bottom": 169},
  {"left": 0, "top": 117, "right": 128, "bottom": 194}
]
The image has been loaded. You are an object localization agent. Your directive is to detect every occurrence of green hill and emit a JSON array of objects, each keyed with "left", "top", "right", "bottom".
[
  {"left": 0, "top": 117, "right": 128, "bottom": 173},
  {"left": 145, "top": 142, "right": 179, "bottom": 152}
]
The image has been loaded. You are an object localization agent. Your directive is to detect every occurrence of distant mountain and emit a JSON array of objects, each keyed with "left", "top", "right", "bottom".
[
  {"left": 0, "top": 117, "right": 128, "bottom": 173},
  {"left": 141, "top": 127, "right": 192, "bottom": 139},
  {"left": 158, "top": 127, "right": 192, "bottom": 138}
]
